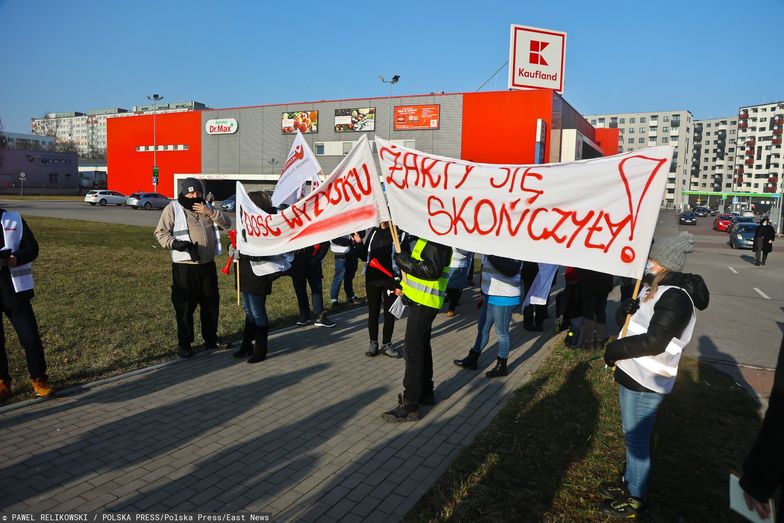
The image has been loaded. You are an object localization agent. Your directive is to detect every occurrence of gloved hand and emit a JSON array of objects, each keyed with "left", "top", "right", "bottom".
[
  {"left": 620, "top": 298, "right": 640, "bottom": 317},
  {"left": 187, "top": 242, "right": 200, "bottom": 262},
  {"left": 171, "top": 239, "right": 193, "bottom": 252},
  {"left": 603, "top": 351, "right": 616, "bottom": 368}
]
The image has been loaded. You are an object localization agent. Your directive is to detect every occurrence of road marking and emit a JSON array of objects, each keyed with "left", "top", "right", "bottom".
[
  {"left": 753, "top": 287, "right": 771, "bottom": 300},
  {"left": 728, "top": 267, "right": 738, "bottom": 274}
]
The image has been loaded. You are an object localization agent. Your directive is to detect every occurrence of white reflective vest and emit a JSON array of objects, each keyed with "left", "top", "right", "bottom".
[
  {"left": 616, "top": 284, "right": 696, "bottom": 394},
  {"left": 480, "top": 256, "right": 522, "bottom": 297},
  {"left": 248, "top": 254, "right": 292, "bottom": 277},
  {"left": 171, "top": 202, "right": 222, "bottom": 263},
  {"left": 330, "top": 237, "right": 351, "bottom": 254},
  {"left": 1, "top": 211, "right": 34, "bottom": 293}
]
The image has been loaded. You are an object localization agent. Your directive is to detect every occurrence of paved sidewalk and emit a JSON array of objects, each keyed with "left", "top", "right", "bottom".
[{"left": 0, "top": 290, "right": 557, "bottom": 521}]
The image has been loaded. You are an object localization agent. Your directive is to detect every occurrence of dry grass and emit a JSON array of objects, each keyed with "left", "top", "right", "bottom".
[{"left": 406, "top": 344, "right": 762, "bottom": 522}]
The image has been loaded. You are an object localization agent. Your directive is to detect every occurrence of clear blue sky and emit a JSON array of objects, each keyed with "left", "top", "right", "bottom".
[{"left": 1, "top": 0, "right": 782, "bottom": 133}]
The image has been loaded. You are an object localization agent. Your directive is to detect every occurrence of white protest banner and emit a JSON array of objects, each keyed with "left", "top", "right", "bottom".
[
  {"left": 238, "top": 135, "right": 390, "bottom": 256},
  {"left": 271, "top": 130, "right": 323, "bottom": 207},
  {"left": 376, "top": 137, "right": 673, "bottom": 279}
]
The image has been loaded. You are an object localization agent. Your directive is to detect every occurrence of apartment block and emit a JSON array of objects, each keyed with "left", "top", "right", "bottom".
[
  {"left": 31, "top": 101, "right": 206, "bottom": 158},
  {"left": 689, "top": 117, "right": 738, "bottom": 199},
  {"left": 586, "top": 110, "right": 694, "bottom": 209},
  {"left": 735, "top": 102, "right": 784, "bottom": 196}
]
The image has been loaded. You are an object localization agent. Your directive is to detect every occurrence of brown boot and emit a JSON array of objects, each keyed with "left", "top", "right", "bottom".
[
  {"left": 0, "top": 379, "right": 11, "bottom": 402},
  {"left": 31, "top": 376, "right": 55, "bottom": 398}
]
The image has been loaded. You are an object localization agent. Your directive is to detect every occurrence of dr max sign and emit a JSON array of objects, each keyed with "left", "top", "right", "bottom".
[
  {"left": 205, "top": 118, "right": 238, "bottom": 135},
  {"left": 508, "top": 24, "right": 566, "bottom": 93}
]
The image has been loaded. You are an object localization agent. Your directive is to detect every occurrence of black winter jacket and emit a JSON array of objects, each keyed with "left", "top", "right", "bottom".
[
  {"left": 0, "top": 211, "right": 39, "bottom": 310},
  {"left": 487, "top": 255, "right": 523, "bottom": 278},
  {"left": 356, "top": 226, "right": 408, "bottom": 286},
  {"left": 395, "top": 240, "right": 452, "bottom": 281},
  {"left": 740, "top": 335, "right": 784, "bottom": 504},
  {"left": 604, "top": 271, "right": 710, "bottom": 392},
  {"left": 290, "top": 242, "right": 329, "bottom": 278}
]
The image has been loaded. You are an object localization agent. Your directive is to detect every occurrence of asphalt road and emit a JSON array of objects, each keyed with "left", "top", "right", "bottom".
[{"left": 3, "top": 200, "right": 781, "bottom": 369}]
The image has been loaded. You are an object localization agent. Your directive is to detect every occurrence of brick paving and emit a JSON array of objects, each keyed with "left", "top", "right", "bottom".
[{"left": 0, "top": 288, "right": 557, "bottom": 520}]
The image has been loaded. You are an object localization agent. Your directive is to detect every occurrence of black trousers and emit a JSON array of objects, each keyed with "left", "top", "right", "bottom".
[
  {"left": 0, "top": 299, "right": 47, "bottom": 382},
  {"left": 292, "top": 270, "right": 324, "bottom": 318},
  {"left": 366, "top": 281, "right": 396, "bottom": 344},
  {"left": 522, "top": 280, "right": 546, "bottom": 328},
  {"left": 402, "top": 303, "right": 438, "bottom": 404},
  {"left": 445, "top": 288, "right": 462, "bottom": 312},
  {"left": 171, "top": 262, "right": 220, "bottom": 348}
]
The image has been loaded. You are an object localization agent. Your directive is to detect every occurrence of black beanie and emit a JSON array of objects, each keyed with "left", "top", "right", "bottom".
[{"left": 180, "top": 177, "right": 203, "bottom": 195}]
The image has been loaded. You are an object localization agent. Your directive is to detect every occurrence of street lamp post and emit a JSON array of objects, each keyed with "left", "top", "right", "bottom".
[
  {"left": 147, "top": 94, "right": 164, "bottom": 192},
  {"left": 378, "top": 75, "right": 399, "bottom": 139}
]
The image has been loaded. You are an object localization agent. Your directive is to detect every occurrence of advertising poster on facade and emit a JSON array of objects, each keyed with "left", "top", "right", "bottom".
[
  {"left": 394, "top": 104, "right": 440, "bottom": 130},
  {"left": 334, "top": 107, "right": 375, "bottom": 132},
  {"left": 282, "top": 111, "right": 318, "bottom": 134}
]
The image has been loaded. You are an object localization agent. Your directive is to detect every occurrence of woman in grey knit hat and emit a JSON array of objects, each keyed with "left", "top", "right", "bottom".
[{"left": 598, "top": 232, "right": 710, "bottom": 518}]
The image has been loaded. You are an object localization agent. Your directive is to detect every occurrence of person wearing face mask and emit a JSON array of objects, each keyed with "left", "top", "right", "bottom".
[
  {"left": 599, "top": 232, "right": 710, "bottom": 518},
  {"left": 155, "top": 178, "right": 231, "bottom": 358},
  {"left": 753, "top": 216, "right": 775, "bottom": 266}
]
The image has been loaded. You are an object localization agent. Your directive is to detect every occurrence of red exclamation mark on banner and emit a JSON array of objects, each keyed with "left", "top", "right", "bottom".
[{"left": 617, "top": 155, "right": 668, "bottom": 263}]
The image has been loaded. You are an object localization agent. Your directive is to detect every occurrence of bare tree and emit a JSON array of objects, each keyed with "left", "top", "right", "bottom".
[{"left": 55, "top": 139, "right": 79, "bottom": 154}]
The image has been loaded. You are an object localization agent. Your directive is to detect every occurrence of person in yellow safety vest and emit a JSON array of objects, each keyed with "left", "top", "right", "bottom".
[{"left": 382, "top": 237, "right": 452, "bottom": 422}]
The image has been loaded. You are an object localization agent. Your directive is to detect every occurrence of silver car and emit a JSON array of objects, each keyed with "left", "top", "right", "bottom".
[
  {"left": 84, "top": 190, "right": 127, "bottom": 206},
  {"left": 126, "top": 192, "right": 170, "bottom": 210}
]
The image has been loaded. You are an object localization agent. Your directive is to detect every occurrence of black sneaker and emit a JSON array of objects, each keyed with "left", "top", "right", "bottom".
[
  {"left": 398, "top": 392, "right": 435, "bottom": 406},
  {"left": 601, "top": 495, "right": 642, "bottom": 518},
  {"left": 178, "top": 346, "right": 193, "bottom": 359},
  {"left": 382, "top": 343, "right": 403, "bottom": 358},
  {"left": 381, "top": 403, "right": 420, "bottom": 422},
  {"left": 366, "top": 341, "right": 379, "bottom": 357},
  {"left": 205, "top": 340, "right": 228, "bottom": 351},
  {"left": 314, "top": 313, "right": 335, "bottom": 328},
  {"left": 348, "top": 296, "right": 365, "bottom": 305},
  {"left": 296, "top": 317, "right": 312, "bottom": 326},
  {"left": 599, "top": 477, "right": 628, "bottom": 499}
]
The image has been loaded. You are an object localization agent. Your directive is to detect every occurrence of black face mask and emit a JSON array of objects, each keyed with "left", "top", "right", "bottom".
[{"left": 178, "top": 194, "right": 205, "bottom": 211}]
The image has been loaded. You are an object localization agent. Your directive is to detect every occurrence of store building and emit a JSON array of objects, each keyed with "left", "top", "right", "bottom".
[{"left": 106, "top": 89, "right": 618, "bottom": 198}]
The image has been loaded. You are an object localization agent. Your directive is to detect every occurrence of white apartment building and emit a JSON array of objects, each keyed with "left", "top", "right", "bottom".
[
  {"left": 689, "top": 117, "right": 738, "bottom": 203},
  {"left": 586, "top": 110, "right": 694, "bottom": 209},
  {"left": 735, "top": 102, "right": 784, "bottom": 197},
  {"left": 31, "top": 101, "right": 206, "bottom": 158}
]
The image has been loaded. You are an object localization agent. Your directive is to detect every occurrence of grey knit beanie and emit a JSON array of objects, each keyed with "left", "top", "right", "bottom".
[
  {"left": 649, "top": 232, "right": 694, "bottom": 272},
  {"left": 180, "top": 177, "right": 204, "bottom": 195}
]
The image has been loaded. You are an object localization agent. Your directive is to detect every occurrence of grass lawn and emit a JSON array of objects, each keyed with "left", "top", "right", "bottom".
[
  {"left": 405, "top": 344, "right": 763, "bottom": 522},
  {"left": 2, "top": 216, "right": 357, "bottom": 401}
]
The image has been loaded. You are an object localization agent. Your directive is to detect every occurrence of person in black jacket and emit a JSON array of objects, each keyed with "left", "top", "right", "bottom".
[
  {"left": 382, "top": 238, "right": 452, "bottom": 422},
  {"left": 355, "top": 222, "right": 407, "bottom": 358},
  {"left": 232, "top": 192, "right": 291, "bottom": 364},
  {"left": 753, "top": 216, "right": 776, "bottom": 266},
  {"left": 0, "top": 210, "right": 54, "bottom": 401},
  {"left": 599, "top": 232, "right": 709, "bottom": 518},
  {"left": 740, "top": 334, "right": 783, "bottom": 521},
  {"left": 290, "top": 241, "right": 335, "bottom": 328}
]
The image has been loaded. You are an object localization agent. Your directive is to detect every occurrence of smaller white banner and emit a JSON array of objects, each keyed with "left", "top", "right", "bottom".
[
  {"left": 272, "top": 130, "right": 323, "bottom": 207},
  {"left": 238, "top": 135, "right": 390, "bottom": 256}
]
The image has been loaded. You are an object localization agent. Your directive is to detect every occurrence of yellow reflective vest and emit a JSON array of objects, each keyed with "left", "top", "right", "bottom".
[{"left": 401, "top": 239, "right": 450, "bottom": 309}]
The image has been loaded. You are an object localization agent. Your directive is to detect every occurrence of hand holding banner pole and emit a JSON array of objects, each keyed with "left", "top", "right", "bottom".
[{"left": 620, "top": 279, "right": 642, "bottom": 339}]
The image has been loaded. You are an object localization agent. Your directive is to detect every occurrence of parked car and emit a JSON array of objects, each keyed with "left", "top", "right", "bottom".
[
  {"left": 126, "top": 192, "right": 170, "bottom": 210},
  {"left": 729, "top": 223, "right": 760, "bottom": 249},
  {"left": 728, "top": 215, "right": 757, "bottom": 231},
  {"left": 84, "top": 190, "right": 127, "bottom": 206},
  {"left": 220, "top": 194, "right": 237, "bottom": 211},
  {"left": 693, "top": 206, "right": 710, "bottom": 217},
  {"left": 710, "top": 208, "right": 720, "bottom": 216},
  {"left": 679, "top": 212, "right": 697, "bottom": 225},
  {"left": 713, "top": 213, "right": 734, "bottom": 231}
]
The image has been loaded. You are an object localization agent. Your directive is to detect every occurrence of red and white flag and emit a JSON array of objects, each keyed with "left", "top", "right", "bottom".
[{"left": 271, "top": 130, "right": 323, "bottom": 207}]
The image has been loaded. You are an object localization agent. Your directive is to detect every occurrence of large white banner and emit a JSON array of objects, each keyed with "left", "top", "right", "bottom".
[
  {"left": 238, "top": 135, "right": 390, "bottom": 256},
  {"left": 271, "top": 130, "right": 323, "bottom": 207},
  {"left": 376, "top": 137, "right": 673, "bottom": 279}
]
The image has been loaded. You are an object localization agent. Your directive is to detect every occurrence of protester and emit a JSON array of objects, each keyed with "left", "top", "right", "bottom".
[
  {"left": 329, "top": 234, "right": 362, "bottom": 307},
  {"left": 445, "top": 249, "right": 473, "bottom": 317},
  {"left": 454, "top": 255, "right": 523, "bottom": 377},
  {"left": 753, "top": 216, "right": 775, "bottom": 266},
  {"left": 382, "top": 238, "right": 452, "bottom": 422},
  {"left": 600, "top": 232, "right": 709, "bottom": 518},
  {"left": 233, "top": 191, "right": 291, "bottom": 364},
  {"left": 740, "top": 334, "right": 783, "bottom": 521},
  {"left": 521, "top": 261, "right": 546, "bottom": 331},
  {"left": 577, "top": 268, "right": 614, "bottom": 350},
  {"left": 205, "top": 191, "right": 215, "bottom": 205},
  {"left": 356, "top": 222, "right": 406, "bottom": 358},
  {"left": 290, "top": 241, "right": 335, "bottom": 328},
  {"left": 0, "top": 209, "right": 54, "bottom": 401},
  {"left": 154, "top": 178, "right": 231, "bottom": 358}
]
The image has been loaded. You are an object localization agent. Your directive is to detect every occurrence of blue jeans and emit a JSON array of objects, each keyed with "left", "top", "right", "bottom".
[
  {"left": 619, "top": 385, "right": 665, "bottom": 499},
  {"left": 329, "top": 256, "right": 357, "bottom": 301},
  {"left": 242, "top": 292, "right": 268, "bottom": 327},
  {"left": 471, "top": 300, "right": 515, "bottom": 359}
]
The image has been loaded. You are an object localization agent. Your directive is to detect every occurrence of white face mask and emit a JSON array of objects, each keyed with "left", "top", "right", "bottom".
[{"left": 645, "top": 260, "right": 657, "bottom": 275}]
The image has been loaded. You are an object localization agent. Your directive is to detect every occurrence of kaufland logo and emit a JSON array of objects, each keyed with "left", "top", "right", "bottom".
[{"left": 509, "top": 25, "right": 567, "bottom": 93}]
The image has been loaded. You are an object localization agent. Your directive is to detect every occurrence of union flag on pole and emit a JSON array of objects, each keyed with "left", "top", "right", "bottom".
[{"left": 271, "top": 130, "right": 323, "bottom": 207}]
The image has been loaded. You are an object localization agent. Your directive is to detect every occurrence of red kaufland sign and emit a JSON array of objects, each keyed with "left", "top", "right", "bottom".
[{"left": 508, "top": 24, "right": 567, "bottom": 93}]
